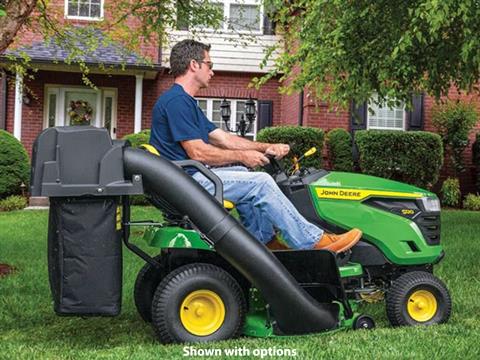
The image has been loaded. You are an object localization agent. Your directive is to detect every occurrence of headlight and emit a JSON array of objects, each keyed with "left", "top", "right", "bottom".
[{"left": 420, "top": 197, "right": 441, "bottom": 212}]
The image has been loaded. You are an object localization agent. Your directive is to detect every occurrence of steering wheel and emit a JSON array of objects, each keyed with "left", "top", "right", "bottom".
[{"left": 263, "top": 153, "right": 285, "bottom": 176}]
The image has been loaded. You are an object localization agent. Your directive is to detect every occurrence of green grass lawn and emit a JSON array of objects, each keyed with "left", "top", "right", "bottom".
[{"left": 1, "top": 208, "right": 480, "bottom": 359}]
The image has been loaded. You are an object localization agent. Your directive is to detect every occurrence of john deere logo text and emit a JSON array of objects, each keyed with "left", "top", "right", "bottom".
[{"left": 317, "top": 189, "right": 361, "bottom": 198}]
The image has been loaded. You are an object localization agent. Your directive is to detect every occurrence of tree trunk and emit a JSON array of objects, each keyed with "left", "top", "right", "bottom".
[{"left": 0, "top": 0, "right": 37, "bottom": 53}]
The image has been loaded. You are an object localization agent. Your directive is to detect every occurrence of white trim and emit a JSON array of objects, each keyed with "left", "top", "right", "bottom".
[
  {"left": 94, "top": 88, "right": 102, "bottom": 127},
  {"left": 64, "top": 0, "right": 104, "bottom": 20},
  {"left": 102, "top": 89, "right": 118, "bottom": 139},
  {"left": 134, "top": 74, "right": 144, "bottom": 133},
  {"left": 14, "top": 73, "right": 23, "bottom": 140},
  {"left": 58, "top": 89, "right": 65, "bottom": 126},
  {"left": 43, "top": 88, "right": 60, "bottom": 129}
]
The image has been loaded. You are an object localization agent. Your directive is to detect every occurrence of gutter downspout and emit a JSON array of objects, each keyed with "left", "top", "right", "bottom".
[{"left": 298, "top": 90, "right": 304, "bottom": 126}]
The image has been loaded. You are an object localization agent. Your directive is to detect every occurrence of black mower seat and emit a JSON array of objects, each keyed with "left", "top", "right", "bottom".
[{"left": 139, "top": 144, "right": 235, "bottom": 210}]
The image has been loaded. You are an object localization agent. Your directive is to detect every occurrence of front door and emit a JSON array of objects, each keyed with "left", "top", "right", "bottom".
[{"left": 45, "top": 86, "right": 117, "bottom": 138}]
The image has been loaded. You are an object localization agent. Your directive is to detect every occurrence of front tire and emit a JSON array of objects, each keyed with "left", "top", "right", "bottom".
[
  {"left": 151, "top": 263, "right": 246, "bottom": 343},
  {"left": 386, "top": 271, "right": 451, "bottom": 326}
]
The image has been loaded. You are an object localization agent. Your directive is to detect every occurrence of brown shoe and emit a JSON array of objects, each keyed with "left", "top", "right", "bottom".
[
  {"left": 314, "top": 229, "right": 362, "bottom": 253},
  {"left": 266, "top": 236, "right": 290, "bottom": 250}
]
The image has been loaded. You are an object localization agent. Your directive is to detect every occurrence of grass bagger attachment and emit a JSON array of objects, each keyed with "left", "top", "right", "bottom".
[{"left": 30, "top": 126, "right": 451, "bottom": 343}]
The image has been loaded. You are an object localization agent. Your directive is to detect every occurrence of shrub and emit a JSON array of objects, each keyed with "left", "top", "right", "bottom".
[
  {"left": 463, "top": 193, "right": 480, "bottom": 211},
  {"left": 0, "top": 195, "right": 27, "bottom": 212},
  {"left": 432, "top": 101, "right": 478, "bottom": 176},
  {"left": 122, "top": 129, "right": 151, "bottom": 148},
  {"left": 355, "top": 130, "right": 443, "bottom": 189},
  {"left": 326, "top": 128, "right": 353, "bottom": 172},
  {"left": 122, "top": 130, "right": 152, "bottom": 205},
  {"left": 441, "top": 177, "right": 461, "bottom": 207},
  {"left": 0, "top": 130, "right": 30, "bottom": 199},
  {"left": 472, "top": 133, "right": 480, "bottom": 193},
  {"left": 257, "top": 126, "right": 324, "bottom": 169}
]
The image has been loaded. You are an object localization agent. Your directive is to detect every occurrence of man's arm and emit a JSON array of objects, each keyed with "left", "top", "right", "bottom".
[
  {"left": 208, "top": 129, "right": 290, "bottom": 159},
  {"left": 181, "top": 139, "right": 270, "bottom": 168}
]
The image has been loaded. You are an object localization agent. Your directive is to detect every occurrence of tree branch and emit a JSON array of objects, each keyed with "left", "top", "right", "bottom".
[{"left": 0, "top": 0, "right": 37, "bottom": 53}]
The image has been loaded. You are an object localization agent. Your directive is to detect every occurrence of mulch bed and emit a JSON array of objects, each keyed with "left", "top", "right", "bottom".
[{"left": 0, "top": 263, "right": 16, "bottom": 277}]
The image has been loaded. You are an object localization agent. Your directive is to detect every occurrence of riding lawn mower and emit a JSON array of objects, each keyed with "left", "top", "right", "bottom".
[{"left": 30, "top": 126, "right": 451, "bottom": 344}]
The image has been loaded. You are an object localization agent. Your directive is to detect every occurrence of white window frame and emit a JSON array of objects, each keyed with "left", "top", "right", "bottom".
[
  {"left": 188, "top": 0, "right": 264, "bottom": 34},
  {"left": 43, "top": 85, "right": 117, "bottom": 138},
  {"left": 367, "top": 96, "right": 406, "bottom": 131},
  {"left": 65, "top": 0, "right": 104, "bottom": 21},
  {"left": 197, "top": 97, "right": 258, "bottom": 139},
  {"left": 102, "top": 89, "right": 118, "bottom": 137}
]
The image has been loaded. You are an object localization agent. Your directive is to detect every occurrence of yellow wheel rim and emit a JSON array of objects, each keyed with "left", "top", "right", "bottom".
[
  {"left": 407, "top": 290, "right": 438, "bottom": 322},
  {"left": 180, "top": 290, "right": 226, "bottom": 336}
]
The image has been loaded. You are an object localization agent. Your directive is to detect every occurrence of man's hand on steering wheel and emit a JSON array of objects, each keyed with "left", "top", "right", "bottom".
[
  {"left": 240, "top": 150, "right": 270, "bottom": 168},
  {"left": 265, "top": 144, "right": 290, "bottom": 160}
]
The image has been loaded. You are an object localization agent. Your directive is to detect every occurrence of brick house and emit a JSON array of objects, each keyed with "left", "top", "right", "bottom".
[{"left": 1, "top": 0, "right": 480, "bottom": 194}]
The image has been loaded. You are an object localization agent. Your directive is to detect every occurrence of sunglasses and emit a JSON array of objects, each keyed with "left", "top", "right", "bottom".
[{"left": 199, "top": 60, "right": 214, "bottom": 70}]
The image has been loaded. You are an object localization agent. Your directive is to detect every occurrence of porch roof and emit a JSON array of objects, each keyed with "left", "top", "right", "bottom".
[{"left": 1, "top": 33, "right": 162, "bottom": 77}]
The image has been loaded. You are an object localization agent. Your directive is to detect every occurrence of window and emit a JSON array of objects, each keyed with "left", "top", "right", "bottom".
[
  {"left": 229, "top": 4, "right": 261, "bottom": 31},
  {"left": 197, "top": 98, "right": 257, "bottom": 140},
  {"left": 367, "top": 96, "right": 406, "bottom": 131},
  {"left": 177, "top": 0, "right": 263, "bottom": 33},
  {"left": 65, "top": 0, "right": 103, "bottom": 20}
]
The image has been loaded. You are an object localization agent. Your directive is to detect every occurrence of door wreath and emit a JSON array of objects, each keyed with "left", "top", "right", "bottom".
[{"left": 68, "top": 100, "right": 93, "bottom": 125}]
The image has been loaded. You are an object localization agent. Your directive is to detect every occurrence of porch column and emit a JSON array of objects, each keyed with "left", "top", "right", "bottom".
[
  {"left": 13, "top": 72, "right": 23, "bottom": 140},
  {"left": 134, "top": 74, "right": 143, "bottom": 134}
]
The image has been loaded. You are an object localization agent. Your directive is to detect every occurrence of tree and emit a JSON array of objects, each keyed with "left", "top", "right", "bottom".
[
  {"left": 259, "top": 0, "right": 480, "bottom": 108},
  {"left": 0, "top": 0, "right": 224, "bottom": 81}
]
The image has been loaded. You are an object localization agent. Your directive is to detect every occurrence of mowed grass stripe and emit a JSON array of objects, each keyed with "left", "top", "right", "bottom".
[{"left": 0, "top": 208, "right": 479, "bottom": 359}]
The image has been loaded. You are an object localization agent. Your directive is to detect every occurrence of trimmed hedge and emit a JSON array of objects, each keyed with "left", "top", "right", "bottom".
[
  {"left": 326, "top": 128, "right": 353, "bottom": 172},
  {"left": 355, "top": 130, "right": 443, "bottom": 189},
  {"left": 122, "top": 129, "right": 151, "bottom": 148},
  {"left": 256, "top": 126, "right": 324, "bottom": 169},
  {"left": 0, "top": 130, "right": 30, "bottom": 199}
]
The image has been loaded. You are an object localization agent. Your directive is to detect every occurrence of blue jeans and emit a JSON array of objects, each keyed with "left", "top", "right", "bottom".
[{"left": 192, "top": 166, "right": 323, "bottom": 249}]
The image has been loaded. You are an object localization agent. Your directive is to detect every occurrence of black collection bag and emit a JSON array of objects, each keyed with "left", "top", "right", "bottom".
[{"left": 47, "top": 196, "right": 122, "bottom": 316}]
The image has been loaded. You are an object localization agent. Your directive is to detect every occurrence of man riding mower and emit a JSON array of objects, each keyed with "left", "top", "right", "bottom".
[{"left": 31, "top": 126, "right": 451, "bottom": 344}]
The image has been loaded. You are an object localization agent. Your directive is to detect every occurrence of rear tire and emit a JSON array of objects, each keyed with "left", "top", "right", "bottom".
[
  {"left": 386, "top": 271, "right": 451, "bottom": 326},
  {"left": 134, "top": 255, "right": 165, "bottom": 323},
  {"left": 151, "top": 263, "right": 246, "bottom": 343}
]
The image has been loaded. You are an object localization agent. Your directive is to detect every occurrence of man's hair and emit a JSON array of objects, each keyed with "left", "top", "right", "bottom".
[{"left": 170, "top": 39, "right": 211, "bottom": 77}]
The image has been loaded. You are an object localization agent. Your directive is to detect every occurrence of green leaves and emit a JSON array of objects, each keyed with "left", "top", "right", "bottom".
[
  {"left": 432, "top": 100, "right": 478, "bottom": 175},
  {"left": 261, "top": 0, "right": 480, "bottom": 109}
]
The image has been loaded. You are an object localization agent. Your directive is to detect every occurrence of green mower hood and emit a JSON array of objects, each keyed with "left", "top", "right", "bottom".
[
  {"left": 308, "top": 172, "right": 442, "bottom": 265},
  {"left": 311, "top": 172, "right": 434, "bottom": 200}
]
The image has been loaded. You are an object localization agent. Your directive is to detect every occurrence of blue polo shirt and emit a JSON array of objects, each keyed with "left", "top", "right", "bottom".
[{"left": 150, "top": 84, "right": 217, "bottom": 174}]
